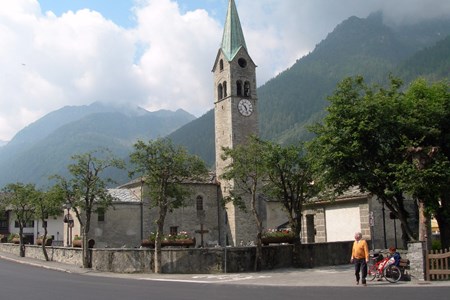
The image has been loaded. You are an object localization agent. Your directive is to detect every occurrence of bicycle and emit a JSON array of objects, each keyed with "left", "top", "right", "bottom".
[{"left": 367, "top": 253, "right": 402, "bottom": 283}]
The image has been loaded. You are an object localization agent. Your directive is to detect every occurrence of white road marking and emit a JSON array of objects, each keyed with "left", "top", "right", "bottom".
[{"left": 137, "top": 274, "right": 272, "bottom": 283}]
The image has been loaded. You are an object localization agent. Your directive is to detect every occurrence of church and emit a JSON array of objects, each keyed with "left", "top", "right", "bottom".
[{"left": 66, "top": 0, "right": 406, "bottom": 250}]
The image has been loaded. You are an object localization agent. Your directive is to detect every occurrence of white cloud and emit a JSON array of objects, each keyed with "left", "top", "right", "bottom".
[
  {"left": 133, "top": 0, "right": 221, "bottom": 114},
  {"left": 1, "top": 0, "right": 450, "bottom": 141}
]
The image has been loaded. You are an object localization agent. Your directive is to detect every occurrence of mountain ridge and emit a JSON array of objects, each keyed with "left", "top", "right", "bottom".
[{"left": 1, "top": 12, "right": 450, "bottom": 187}]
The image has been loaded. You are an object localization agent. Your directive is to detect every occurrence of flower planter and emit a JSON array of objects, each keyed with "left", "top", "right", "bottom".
[
  {"left": 163, "top": 238, "right": 196, "bottom": 248},
  {"left": 261, "top": 236, "right": 294, "bottom": 245},
  {"left": 12, "top": 237, "right": 20, "bottom": 244},
  {"left": 72, "top": 239, "right": 95, "bottom": 248},
  {"left": 37, "top": 238, "right": 53, "bottom": 246},
  {"left": 141, "top": 238, "right": 196, "bottom": 248},
  {"left": 141, "top": 239, "right": 154, "bottom": 248}
]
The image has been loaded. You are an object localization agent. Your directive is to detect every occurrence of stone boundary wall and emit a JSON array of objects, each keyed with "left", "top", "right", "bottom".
[
  {"left": 0, "top": 241, "right": 354, "bottom": 273},
  {"left": 0, "top": 243, "right": 83, "bottom": 267}
]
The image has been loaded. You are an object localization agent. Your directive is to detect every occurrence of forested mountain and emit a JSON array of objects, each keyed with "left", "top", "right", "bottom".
[
  {"left": 0, "top": 103, "right": 195, "bottom": 187},
  {"left": 1, "top": 12, "right": 450, "bottom": 186},
  {"left": 169, "top": 13, "right": 450, "bottom": 166},
  {"left": 398, "top": 35, "right": 450, "bottom": 81}
]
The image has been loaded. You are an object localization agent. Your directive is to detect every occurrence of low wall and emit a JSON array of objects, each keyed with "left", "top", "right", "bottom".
[
  {"left": 0, "top": 243, "right": 83, "bottom": 267},
  {"left": 0, "top": 241, "right": 353, "bottom": 273}
]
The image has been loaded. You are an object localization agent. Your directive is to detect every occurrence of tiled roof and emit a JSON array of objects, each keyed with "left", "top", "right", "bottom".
[{"left": 108, "top": 188, "right": 141, "bottom": 203}]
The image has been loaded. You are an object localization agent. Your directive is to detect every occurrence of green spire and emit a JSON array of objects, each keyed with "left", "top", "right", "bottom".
[{"left": 221, "top": 0, "right": 247, "bottom": 61}]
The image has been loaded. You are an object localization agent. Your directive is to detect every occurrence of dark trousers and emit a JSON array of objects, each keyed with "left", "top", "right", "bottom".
[{"left": 354, "top": 259, "right": 367, "bottom": 283}]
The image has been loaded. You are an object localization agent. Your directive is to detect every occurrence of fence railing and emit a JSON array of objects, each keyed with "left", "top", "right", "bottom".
[{"left": 426, "top": 248, "right": 450, "bottom": 281}]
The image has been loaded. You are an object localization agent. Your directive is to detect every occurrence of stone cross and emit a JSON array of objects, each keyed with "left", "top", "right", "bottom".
[{"left": 195, "top": 224, "right": 209, "bottom": 248}]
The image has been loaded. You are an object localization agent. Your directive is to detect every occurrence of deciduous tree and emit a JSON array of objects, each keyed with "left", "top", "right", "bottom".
[
  {"left": 129, "top": 138, "right": 208, "bottom": 273},
  {"left": 309, "top": 76, "right": 416, "bottom": 246},
  {"left": 221, "top": 136, "right": 267, "bottom": 271},
  {"left": 261, "top": 140, "right": 318, "bottom": 266},
  {"left": 0, "top": 183, "right": 36, "bottom": 257},
  {"left": 33, "top": 185, "right": 65, "bottom": 261},
  {"left": 54, "top": 148, "right": 124, "bottom": 268},
  {"left": 309, "top": 76, "right": 450, "bottom": 248}
]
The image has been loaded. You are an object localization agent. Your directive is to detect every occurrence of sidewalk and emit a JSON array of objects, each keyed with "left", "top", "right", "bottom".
[{"left": 1, "top": 251, "right": 448, "bottom": 287}]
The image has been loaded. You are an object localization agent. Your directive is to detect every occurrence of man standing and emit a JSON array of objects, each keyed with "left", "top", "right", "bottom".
[{"left": 350, "top": 232, "right": 369, "bottom": 286}]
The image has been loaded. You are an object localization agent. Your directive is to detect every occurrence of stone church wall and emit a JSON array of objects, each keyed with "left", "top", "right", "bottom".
[{"left": 83, "top": 183, "right": 222, "bottom": 249}]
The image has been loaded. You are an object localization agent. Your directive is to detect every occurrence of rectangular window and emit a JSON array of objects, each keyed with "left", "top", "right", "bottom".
[
  {"left": 0, "top": 213, "right": 8, "bottom": 231},
  {"left": 170, "top": 226, "right": 178, "bottom": 236},
  {"left": 0, "top": 220, "right": 7, "bottom": 231},
  {"left": 14, "top": 220, "right": 34, "bottom": 228},
  {"left": 97, "top": 208, "right": 105, "bottom": 222},
  {"left": 196, "top": 196, "right": 204, "bottom": 211}
]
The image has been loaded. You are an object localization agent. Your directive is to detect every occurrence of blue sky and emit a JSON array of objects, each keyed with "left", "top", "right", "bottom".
[
  {"left": 38, "top": 0, "right": 228, "bottom": 28},
  {"left": 39, "top": 0, "right": 138, "bottom": 28},
  {"left": 1, "top": 0, "right": 450, "bottom": 141}
]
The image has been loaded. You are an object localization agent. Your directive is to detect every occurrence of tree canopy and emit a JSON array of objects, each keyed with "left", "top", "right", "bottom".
[
  {"left": 54, "top": 148, "right": 125, "bottom": 267},
  {"left": 129, "top": 138, "right": 208, "bottom": 273},
  {"left": 221, "top": 136, "right": 267, "bottom": 271},
  {"left": 0, "top": 183, "right": 37, "bottom": 256},
  {"left": 309, "top": 76, "right": 450, "bottom": 248}
]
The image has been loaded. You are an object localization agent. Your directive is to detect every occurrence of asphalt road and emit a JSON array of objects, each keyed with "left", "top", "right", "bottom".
[{"left": 1, "top": 258, "right": 450, "bottom": 300}]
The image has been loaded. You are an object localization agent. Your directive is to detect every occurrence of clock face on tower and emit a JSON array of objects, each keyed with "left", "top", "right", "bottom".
[{"left": 238, "top": 99, "right": 253, "bottom": 116}]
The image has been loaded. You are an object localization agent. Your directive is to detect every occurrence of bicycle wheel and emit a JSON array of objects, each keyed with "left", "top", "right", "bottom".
[
  {"left": 367, "top": 264, "right": 378, "bottom": 281},
  {"left": 383, "top": 265, "right": 402, "bottom": 283}
]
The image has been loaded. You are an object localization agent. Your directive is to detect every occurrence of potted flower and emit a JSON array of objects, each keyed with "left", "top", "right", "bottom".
[
  {"left": 261, "top": 228, "right": 295, "bottom": 245},
  {"left": 141, "top": 232, "right": 157, "bottom": 248},
  {"left": 72, "top": 235, "right": 82, "bottom": 247},
  {"left": 141, "top": 231, "right": 196, "bottom": 248},
  {"left": 36, "top": 235, "right": 53, "bottom": 246},
  {"left": 8, "top": 233, "right": 20, "bottom": 244},
  {"left": 164, "top": 231, "right": 195, "bottom": 247}
]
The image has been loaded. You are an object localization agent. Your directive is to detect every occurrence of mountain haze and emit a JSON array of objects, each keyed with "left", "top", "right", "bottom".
[{"left": 0, "top": 103, "right": 195, "bottom": 187}]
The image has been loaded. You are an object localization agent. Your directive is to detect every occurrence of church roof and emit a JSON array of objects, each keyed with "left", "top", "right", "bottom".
[
  {"left": 108, "top": 188, "right": 141, "bottom": 203},
  {"left": 221, "top": 0, "right": 247, "bottom": 61}
]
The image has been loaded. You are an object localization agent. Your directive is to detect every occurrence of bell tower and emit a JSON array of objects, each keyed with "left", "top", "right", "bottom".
[{"left": 213, "top": 0, "right": 258, "bottom": 246}]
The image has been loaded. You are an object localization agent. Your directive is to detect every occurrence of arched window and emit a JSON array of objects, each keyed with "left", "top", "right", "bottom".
[
  {"left": 236, "top": 80, "right": 243, "bottom": 96},
  {"left": 196, "top": 196, "right": 204, "bottom": 211},
  {"left": 219, "top": 59, "right": 224, "bottom": 71},
  {"left": 223, "top": 81, "right": 227, "bottom": 97},
  {"left": 244, "top": 81, "right": 250, "bottom": 97},
  {"left": 218, "top": 83, "right": 223, "bottom": 99}
]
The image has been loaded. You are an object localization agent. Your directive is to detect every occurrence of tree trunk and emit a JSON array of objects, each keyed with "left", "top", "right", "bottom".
[
  {"left": 435, "top": 205, "right": 450, "bottom": 249},
  {"left": 418, "top": 201, "right": 432, "bottom": 250},
  {"left": 81, "top": 227, "right": 91, "bottom": 268},
  {"left": 291, "top": 213, "right": 302, "bottom": 268},
  {"left": 251, "top": 186, "right": 262, "bottom": 272},
  {"left": 154, "top": 204, "right": 167, "bottom": 274},
  {"left": 19, "top": 228, "right": 25, "bottom": 257},
  {"left": 41, "top": 227, "right": 49, "bottom": 261},
  {"left": 383, "top": 196, "right": 417, "bottom": 245}
]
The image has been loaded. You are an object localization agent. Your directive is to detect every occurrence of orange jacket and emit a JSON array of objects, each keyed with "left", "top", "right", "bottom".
[{"left": 351, "top": 240, "right": 369, "bottom": 261}]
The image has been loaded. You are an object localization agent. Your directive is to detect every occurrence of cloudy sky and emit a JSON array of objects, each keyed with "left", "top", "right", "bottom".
[{"left": 1, "top": 0, "right": 450, "bottom": 142}]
